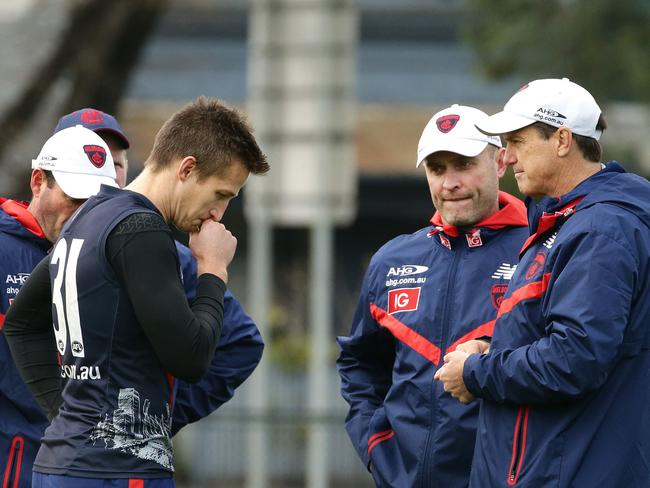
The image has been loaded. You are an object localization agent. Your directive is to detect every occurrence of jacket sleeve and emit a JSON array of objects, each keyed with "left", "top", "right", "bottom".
[
  {"left": 171, "top": 244, "right": 264, "bottom": 435},
  {"left": 3, "top": 256, "right": 63, "bottom": 420},
  {"left": 176, "top": 241, "right": 198, "bottom": 302},
  {"left": 464, "top": 228, "right": 641, "bottom": 404},
  {"left": 171, "top": 290, "right": 263, "bottom": 435},
  {"left": 336, "top": 264, "right": 395, "bottom": 468}
]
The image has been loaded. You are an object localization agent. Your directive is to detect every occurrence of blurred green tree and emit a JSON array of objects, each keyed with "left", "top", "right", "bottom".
[{"left": 462, "top": 0, "right": 650, "bottom": 103}]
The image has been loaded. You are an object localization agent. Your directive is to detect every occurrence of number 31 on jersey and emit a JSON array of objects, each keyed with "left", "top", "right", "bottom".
[{"left": 51, "top": 238, "right": 86, "bottom": 358}]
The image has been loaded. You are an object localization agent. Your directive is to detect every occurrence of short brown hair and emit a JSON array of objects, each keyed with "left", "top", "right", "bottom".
[
  {"left": 145, "top": 97, "right": 269, "bottom": 178},
  {"left": 531, "top": 115, "right": 607, "bottom": 163}
]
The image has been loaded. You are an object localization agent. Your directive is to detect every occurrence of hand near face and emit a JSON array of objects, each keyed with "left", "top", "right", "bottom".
[
  {"left": 189, "top": 220, "right": 237, "bottom": 283},
  {"left": 434, "top": 350, "right": 475, "bottom": 404}
]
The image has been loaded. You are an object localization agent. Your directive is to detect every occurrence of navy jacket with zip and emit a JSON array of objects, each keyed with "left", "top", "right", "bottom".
[
  {"left": 464, "top": 163, "right": 650, "bottom": 487},
  {"left": 338, "top": 192, "right": 528, "bottom": 488},
  {"left": 0, "top": 199, "right": 51, "bottom": 488}
]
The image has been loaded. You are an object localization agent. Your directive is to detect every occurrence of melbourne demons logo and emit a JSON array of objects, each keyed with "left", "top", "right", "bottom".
[
  {"left": 491, "top": 284, "right": 508, "bottom": 310},
  {"left": 387, "top": 287, "right": 421, "bottom": 314},
  {"left": 525, "top": 252, "right": 546, "bottom": 280},
  {"left": 80, "top": 109, "right": 104, "bottom": 126},
  {"left": 83, "top": 145, "right": 107, "bottom": 168},
  {"left": 436, "top": 114, "right": 460, "bottom": 133}
]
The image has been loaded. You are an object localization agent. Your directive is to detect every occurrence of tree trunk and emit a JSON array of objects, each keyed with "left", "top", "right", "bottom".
[{"left": 0, "top": 0, "right": 169, "bottom": 161}]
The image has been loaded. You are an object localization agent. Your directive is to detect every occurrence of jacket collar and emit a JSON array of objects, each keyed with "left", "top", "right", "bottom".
[
  {"left": 520, "top": 162, "right": 625, "bottom": 255},
  {"left": 0, "top": 198, "right": 47, "bottom": 240},
  {"left": 429, "top": 192, "right": 527, "bottom": 249}
]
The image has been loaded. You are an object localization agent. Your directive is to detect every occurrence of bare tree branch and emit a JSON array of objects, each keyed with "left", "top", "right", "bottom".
[
  {"left": 0, "top": 0, "right": 169, "bottom": 161},
  {"left": 0, "top": 0, "right": 104, "bottom": 159},
  {"left": 62, "top": 0, "right": 170, "bottom": 113}
]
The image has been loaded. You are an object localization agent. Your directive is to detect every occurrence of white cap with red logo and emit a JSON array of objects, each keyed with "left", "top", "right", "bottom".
[
  {"left": 475, "top": 78, "right": 603, "bottom": 140},
  {"left": 416, "top": 104, "right": 502, "bottom": 168},
  {"left": 31, "top": 125, "right": 118, "bottom": 199}
]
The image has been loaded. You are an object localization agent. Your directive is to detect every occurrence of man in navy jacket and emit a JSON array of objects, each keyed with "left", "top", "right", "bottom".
[
  {"left": 0, "top": 127, "right": 118, "bottom": 488},
  {"left": 437, "top": 78, "right": 650, "bottom": 487},
  {"left": 337, "top": 105, "right": 528, "bottom": 487}
]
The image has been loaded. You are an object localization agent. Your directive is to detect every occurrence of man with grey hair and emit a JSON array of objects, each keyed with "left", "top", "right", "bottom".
[{"left": 436, "top": 78, "right": 650, "bottom": 487}]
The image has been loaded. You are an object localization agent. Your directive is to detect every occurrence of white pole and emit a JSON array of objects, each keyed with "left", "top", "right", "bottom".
[
  {"left": 246, "top": 0, "right": 357, "bottom": 485},
  {"left": 246, "top": 216, "right": 271, "bottom": 488},
  {"left": 307, "top": 217, "right": 333, "bottom": 488}
]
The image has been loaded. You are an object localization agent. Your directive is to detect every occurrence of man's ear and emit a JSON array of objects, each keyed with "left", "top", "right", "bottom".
[
  {"left": 495, "top": 147, "right": 507, "bottom": 178},
  {"left": 30, "top": 169, "right": 46, "bottom": 198},
  {"left": 177, "top": 156, "right": 198, "bottom": 181},
  {"left": 556, "top": 128, "right": 573, "bottom": 157}
]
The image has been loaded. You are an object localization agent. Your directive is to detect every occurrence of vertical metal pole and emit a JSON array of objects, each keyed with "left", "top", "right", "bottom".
[
  {"left": 247, "top": 0, "right": 357, "bottom": 485},
  {"left": 246, "top": 216, "right": 271, "bottom": 488},
  {"left": 307, "top": 217, "right": 332, "bottom": 488}
]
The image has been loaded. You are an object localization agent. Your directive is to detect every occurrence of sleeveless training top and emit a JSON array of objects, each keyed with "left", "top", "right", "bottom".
[{"left": 36, "top": 186, "right": 177, "bottom": 478}]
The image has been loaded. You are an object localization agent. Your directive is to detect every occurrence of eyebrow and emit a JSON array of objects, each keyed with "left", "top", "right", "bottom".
[
  {"left": 426, "top": 153, "right": 471, "bottom": 166},
  {"left": 445, "top": 155, "right": 472, "bottom": 166},
  {"left": 503, "top": 131, "right": 522, "bottom": 142}
]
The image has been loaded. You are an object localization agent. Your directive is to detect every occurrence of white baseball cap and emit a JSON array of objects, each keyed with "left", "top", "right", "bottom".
[
  {"left": 416, "top": 104, "right": 502, "bottom": 167},
  {"left": 32, "top": 125, "right": 118, "bottom": 199},
  {"left": 475, "top": 78, "right": 603, "bottom": 140}
]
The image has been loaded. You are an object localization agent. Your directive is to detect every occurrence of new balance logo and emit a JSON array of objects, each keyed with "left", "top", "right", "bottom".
[
  {"left": 543, "top": 232, "right": 557, "bottom": 249},
  {"left": 492, "top": 263, "right": 517, "bottom": 280}
]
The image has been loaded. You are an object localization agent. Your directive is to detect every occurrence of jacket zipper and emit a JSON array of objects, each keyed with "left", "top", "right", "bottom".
[
  {"left": 420, "top": 245, "right": 463, "bottom": 488},
  {"left": 507, "top": 406, "right": 530, "bottom": 486}
]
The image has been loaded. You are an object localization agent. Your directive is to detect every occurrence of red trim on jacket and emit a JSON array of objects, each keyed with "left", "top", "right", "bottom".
[
  {"left": 368, "top": 429, "right": 393, "bottom": 445},
  {"left": 0, "top": 199, "right": 46, "bottom": 239},
  {"left": 507, "top": 406, "right": 530, "bottom": 485},
  {"left": 447, "top": 273, "right": 551, "bottom": 353},
  {"left": 0, "top": 312, "right": 4, "bottom": 331},
  {"left": 128, "top": 480, "right": 144, "bottom": 488},
  {"left": 368, "top": 430, "right": 395, "bottom": 455},
  {"left": 2, "top": 435, "right": 24, "bottom": 488},
  {"left": 430, "top": 192, "right": 527, "bottom": 237},
  {"left": 497, "top": 274, "right": 551, "bottom": 319},
  {"left": 370, "top": 304, "right": 442, "bottom": 366},
  {"left": 166, "top": 373, "right": 175, "bottom": 407},
  {"left": 446, "top": 319, "right": 496, "bottom": 355},
  {"left": 519, "top": 197, "right": 584, "bottom": 256}
]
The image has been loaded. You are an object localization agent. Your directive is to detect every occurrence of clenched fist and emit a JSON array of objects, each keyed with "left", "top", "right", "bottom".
[{"left": 189, "top": 220, "right": 237, "bottom": 283}]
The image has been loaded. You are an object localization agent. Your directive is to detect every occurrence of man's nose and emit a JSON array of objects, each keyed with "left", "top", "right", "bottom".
[
  {"left": 503, "top": 146, "right": 517, "bottom": 166},
  {"left": 442, "top": 171, "right": 462, "bottom": 190},
  {"left": 209, "top": 206, "right": 225, "bottom": 222}
]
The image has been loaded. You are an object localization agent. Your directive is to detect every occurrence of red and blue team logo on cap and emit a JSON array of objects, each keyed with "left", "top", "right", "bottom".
[
  {"left": 83, "top": 144, "right": 107, "bottom": 168},
  {"left": 436, "top": 114, "right": 460, "bottom": 133},
  {"left": 80, "top": 109, "right": 104, "bottom": 126}
]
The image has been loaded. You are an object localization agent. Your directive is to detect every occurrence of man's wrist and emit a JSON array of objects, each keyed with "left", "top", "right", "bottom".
[
  {"left": 462, "top": 352, "right": 482, "bottom": 398},
  {"left": 197, "top": 264, "right": 228, "bottom": 283}
]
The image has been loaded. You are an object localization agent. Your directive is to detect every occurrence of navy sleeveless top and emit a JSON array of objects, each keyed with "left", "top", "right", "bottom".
[{"left": 37, "top": 186, "right": 176, "bottom": 478}]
